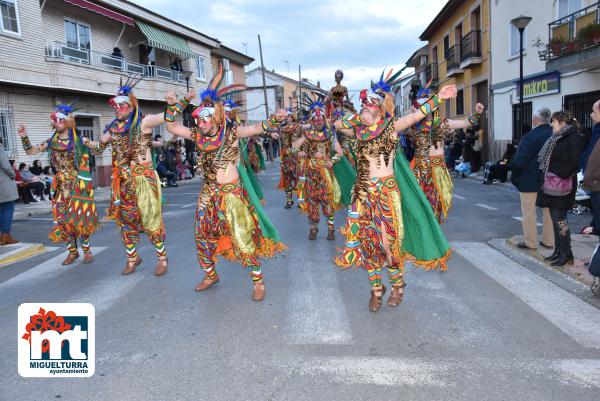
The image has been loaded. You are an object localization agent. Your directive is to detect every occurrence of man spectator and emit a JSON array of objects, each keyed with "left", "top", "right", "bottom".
[
  {"left": 0, "top": 138, "right": 19, "bottom": 245},
  {"left": 581, "top": 99, "right": 600, "bottom": 236},
  {"left": 511, "top": 107, "right": 554, "bottom": 250},
  {"left": 18, "top": 163, "right": 46, "bottom": 201}
]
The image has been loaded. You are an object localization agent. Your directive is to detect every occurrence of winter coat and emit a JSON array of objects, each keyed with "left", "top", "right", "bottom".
[
  {"left": 511, "top": 124, "right": 552, "bottom": 193},
  {"left": 583, "top": 123, "right": 600, "bottom": 192},
  {"left": 0, "top": 143, "right": 18, "bottom": 203},
  {"left": 536, "top": 126, "right": 588, "bottom": 210}
]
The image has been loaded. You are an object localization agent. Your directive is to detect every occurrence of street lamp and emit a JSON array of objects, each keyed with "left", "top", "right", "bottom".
[{"left": 511, "top": 15, "right": 532, "bottom": 143}]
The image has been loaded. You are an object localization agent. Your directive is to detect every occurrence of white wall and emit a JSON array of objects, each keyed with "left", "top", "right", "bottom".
[{"left": 246, "top": 88, "right": 276, "bottom": 122}]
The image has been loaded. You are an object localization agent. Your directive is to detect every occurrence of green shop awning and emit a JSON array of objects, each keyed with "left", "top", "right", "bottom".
[{"left": 137, "top": 21, "right": 194, "bottom": 59}]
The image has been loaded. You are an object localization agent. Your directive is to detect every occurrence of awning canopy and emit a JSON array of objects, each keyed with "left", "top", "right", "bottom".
[
  {"left": 63, "top": 0, "right": 134, "bottom": 26},
  {"left": 136, "top": 21, "right": 195, "bottom": 59}
]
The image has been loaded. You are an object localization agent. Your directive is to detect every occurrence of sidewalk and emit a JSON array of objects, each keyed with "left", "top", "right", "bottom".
[
  {"left": 507, "top": 234, "right": 597, "bottom": 286},
  {"left": 12, "top": 176, "right": 202, "bottom": 221}
]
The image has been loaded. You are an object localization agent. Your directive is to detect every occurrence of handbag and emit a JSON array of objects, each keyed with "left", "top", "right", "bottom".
[{"left": 543, "top": 170, "right": 573, "bottom": 196}]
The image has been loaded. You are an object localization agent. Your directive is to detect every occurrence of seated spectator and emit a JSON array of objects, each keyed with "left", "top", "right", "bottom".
[
  {"left": 445, "top": 134, "right": 463, "bottom": 171},
  {"left": 40, "top": 166, "right": 53, "bottom": 198},
  {"left": 18, "top": 163, "right": 46, "bottom": 201},
  {"left": 12, "top": 160, "right": 35, "bottom": 203},
  {"left": 156, "top": 153, "right": 177, "bottom": 187},
  {"left": 483, "top": 143, "right": 516, "bottom": 184},
  {"left": 30, "top": 159, "right": 43, "bottom": 176}
]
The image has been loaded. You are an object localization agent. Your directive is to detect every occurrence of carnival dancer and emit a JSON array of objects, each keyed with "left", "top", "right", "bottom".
[
  {"left": 84, "top": 75, "right": 170, "bottom": 276},
  {"left": 278, "top": 108, "right": 301, "bottom": 208},
  {"left": 334, "top": 69, "right": 457, "bottom": 312},
  {"left": 18, "top": 102, "right": 99, "bottom": 265},
  {"left": 293, "top": 95, "right": 349, "bottom": 241},
  {"left": 164, "top": 65, "right": 287, "bottom": 302},
  {"left": 406, "top": 81, "right": 485, "bottom": 223}
]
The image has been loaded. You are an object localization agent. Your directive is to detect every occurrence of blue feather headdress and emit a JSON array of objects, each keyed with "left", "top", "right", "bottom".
[{"left": 302, "top": 93, "right": 326, "bottom": 118}]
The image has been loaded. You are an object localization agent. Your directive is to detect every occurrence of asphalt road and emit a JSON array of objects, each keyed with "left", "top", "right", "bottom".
[{"left": 1, "top": 163, "right": 599, "bottom": 401}]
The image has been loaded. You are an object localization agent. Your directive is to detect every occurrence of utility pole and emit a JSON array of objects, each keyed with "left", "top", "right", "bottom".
[
  {"left": 298, "top": 64, "right": 302, "bottom": 116},
  {"left": 257, "top": 34, "right": 269, "bottom": 120}
]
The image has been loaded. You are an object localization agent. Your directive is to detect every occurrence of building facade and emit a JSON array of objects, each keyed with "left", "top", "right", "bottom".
[
  {"left": 491, "top": 0, "right": 600, "bottom": 158},
  {"left": 419, "top": 0, "right": 491, "bottom": 158},
  {"left": 0, "top": 0, "right": 250, "bottom": 186}
]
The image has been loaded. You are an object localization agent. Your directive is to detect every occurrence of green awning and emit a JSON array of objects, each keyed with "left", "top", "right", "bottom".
[{"left": 137, "top": 21, "right": 194, "bottom": 59}]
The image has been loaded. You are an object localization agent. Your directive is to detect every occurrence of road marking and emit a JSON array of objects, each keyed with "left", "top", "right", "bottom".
[
  {"left": 453, "top": 242, "right": 600, "bottom": 349},
  {"left": 512, "top": 216, "right": 542, "bottom": 227},
  {"left": 286, "top": 357, "right": 600, "bottom": 388},
  {"left": 286, "top": 247, "right": 352, "bottom": 344},
  {"left": 0, "top": 247, "right": 106, "bottom": 290},
  {"left": 453, "top": 194, "right": 466, "bottom": 200},
  {"left": 475, "top": 203, "right": 498, "bottom": 211},
  {"left": 182, "top": 202, "right": 197, "bottom": 208}
]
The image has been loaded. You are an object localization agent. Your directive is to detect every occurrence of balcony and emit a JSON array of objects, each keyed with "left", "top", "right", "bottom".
[
  {"left": 460, "top": 30, "right": 482, "bottom": 69},
  {"left": 539, "top": 1, "right": 600, "bottom": 73},
  {"left": 445, "top": 45, "right": 463, "bottom": 77},
  {"left": 424, "top": 63, "right": 439, "bottom": 86},
  {"left": 45, "top": 42, "right": 187, "bottom": 83}
]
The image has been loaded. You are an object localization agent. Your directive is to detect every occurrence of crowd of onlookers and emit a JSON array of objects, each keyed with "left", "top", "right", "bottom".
[
  {"left": 154, "top": 135, "right": 195, "bottom": 187},
  {"left": 9, "top": 159, "right": 54, "bottom": 204}
]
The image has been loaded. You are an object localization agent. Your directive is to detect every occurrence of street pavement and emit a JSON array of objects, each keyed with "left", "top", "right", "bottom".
[{"left": 1, "top": 162, "right": 600, "bottom": 401}]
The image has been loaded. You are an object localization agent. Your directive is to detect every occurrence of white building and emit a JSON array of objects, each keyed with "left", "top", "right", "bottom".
[{"left": 490, "top": 0, "right": 600, "bottom": 158}]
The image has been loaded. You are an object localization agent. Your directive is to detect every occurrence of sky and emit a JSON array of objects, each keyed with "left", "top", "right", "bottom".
[{"left": 135, "top": 0, "right": 447, "bottom": 95}]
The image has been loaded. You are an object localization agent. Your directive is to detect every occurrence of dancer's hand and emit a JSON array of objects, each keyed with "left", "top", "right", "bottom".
[
  {"left": 100, "top": 133, "right": 113, "bottom": 144},
  {"left": 475, "top": 102, "right": 485, "bottom": 114},
  {"left": 438, "top": 85, "right": 457, "bottom": 100},
  {"left": 17, "top": 125, "right": 27, "bottom": 138},
  {"left": 270, "top": 132, "right": 280, "bottom": 140},
  {"left": 326, "top": 161, "right": 333, "bottom": 168},
  {"left": 185, "top": 89, "right": 196, "bottom": 101},
  {"left": 165, "top": 90, "right": 177, "bottom": 106}
]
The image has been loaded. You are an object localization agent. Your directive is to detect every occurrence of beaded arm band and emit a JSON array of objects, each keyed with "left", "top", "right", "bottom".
[
  {"left": 164, "top": 97, "right": 191, "bottom": 122},
  {"left": 419, "top": 95, "right": 444, "bottom": 116},
  {"left": 21, "top": 136, "right": 33, "bottom": 151},
  {"left": 467, "top": 112, "right": 482, "bottom": 126},
  {"left": 341, "top": 113, "right": 361, "bottom": 129},
  {"left": 261, "top": 115, "right": 280, "bottom": 134}
]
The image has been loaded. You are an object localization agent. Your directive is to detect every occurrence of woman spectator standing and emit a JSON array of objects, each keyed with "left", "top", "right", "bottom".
[
  {"left": 536, "top": 111, "right": 588, "bottom": 266},
  {"left": 0, "top": 139, "right": 19, "bottom": 245}
]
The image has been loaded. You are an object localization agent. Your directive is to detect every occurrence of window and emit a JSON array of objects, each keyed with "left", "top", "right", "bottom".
[
  {"left": 558, "top": 0, "right": 582, "bottom": 19},
  {"left": 456, "top": 89, "right": 464, "bottom": 116},
  {"left": 0, "top": 107, "right": 15, "bottom": 155},
  {"left": 509, "top": 23, "right": 527, "bottom": 57},
  {"left": 432, "top": 45, "right": 438, "bottom": 63},
  {"left": 196, "top": 55, "right": 206, "bottom": 81},
  {"left": 0, "top": 0, "right": 20, "bottom": 34},
  {"left": 443, "top": 35, "right": 450, "bottom": 58},
  {"left": 64, "top": 18, "right": 91, "bottom": 50},
  {"left": 222, "top": 58, "right": 233, "bottom": 86}
]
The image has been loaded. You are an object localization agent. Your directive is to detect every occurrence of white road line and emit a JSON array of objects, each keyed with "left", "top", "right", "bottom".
[
  {"left": 182, "top": 202, "right": 197, "bottom": 208},
  {"left": 67, "top": 267, "right": 146, "bottom": 314},
  {"left": 286, "top": 249, "right": 352, "bottom": 344},
  {"left": 0, "top": 247, "right": 106, "bottom": 290},
  {"left": 453, "top": 242, "right": 600, "bottom": 349},
  {"left": 453, "top": 194, "right": 466, "bottom": 200},
  {"left": 512, "top": 216, "right": 542, "bottom": 227},
  {"left": 475, "top": 203, "right": 498, "bottom": 211}
]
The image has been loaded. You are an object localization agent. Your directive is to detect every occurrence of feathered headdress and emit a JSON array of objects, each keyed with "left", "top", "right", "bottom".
[
  {"left": 361, "top": 68, "right": 404, "bottom": 107},
  {"left": 194, "top": 63, "right": 246, "bottom": 121},
  {"left": 51, "top": 99, "right": 78, "bottom": 123},
  {"left": 109, "top": 73, "right": 143, "bottom": 109},
  {"left": 302, "top": 93, "right": 326, "bottom": 119}
]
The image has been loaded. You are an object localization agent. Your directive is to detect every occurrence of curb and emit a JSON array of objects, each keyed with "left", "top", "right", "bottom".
[
  {"left": 506, "top": 235, "right": 594, "bottom": 286},
  {"left": 0, "top": 243, "right": 49, "bottom": 267}
]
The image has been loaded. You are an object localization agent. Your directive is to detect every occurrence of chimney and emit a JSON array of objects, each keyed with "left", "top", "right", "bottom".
[{"left": 317, "top": 81, "right": 320, "bottom": 88}]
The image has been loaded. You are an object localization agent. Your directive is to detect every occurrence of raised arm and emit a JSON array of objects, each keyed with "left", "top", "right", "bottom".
[
  {"left": 165, "top": 121, "right": 193, "bottom": 140},
  {"left": 292, "top": 135, "right": 306, "bottom": 150},
  {"left": 236, "top": 109, "right": 286, "bottom": 138},
  {"left": 141, "top": 113, "right": 167, "bottom": 130},
  {"left": 393, "top": 85, "right": 457, "bottom": 132},
  {"left": 17, "top": 126, "right": 47, "bottom": 155},
  {"left": 444, "top": 102, "right": 485, "bottom": 129},
  {"left": 163, "top": 89, "right": 196, "bottom": 140}
]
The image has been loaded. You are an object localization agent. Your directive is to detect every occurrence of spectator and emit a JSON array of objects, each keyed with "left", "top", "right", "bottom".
[
  {"left": 111, "top": 47, "right": 123, "bottom": 59},
  {"left": 156, "top": 153, "right": 177, "bottom": 187},
  {"left": 580, "top": 100, "right": 600, "bottom": 236},
  {"left": 12, "top": 160, "right": 35, "bottom": 203},
  {"left": 470, "top": 127, "right": 483, "bottom": 173},
  {"left": 0, "top": 139, "right": 19, "bottom": 245},
  {"left": 170, "top": 57, "right": 182, "bottom": 71},
  {"left": 482, "top": 143, "right": 516, "bottom": 184},
  {"left": 446, "top": 133, "right": 463, "bottom": 171},
  {"left": 18, "top": 163, "right": 46, "bottom": 201},
  {"left": 589, "top": 243, "right": 600, "bottom": 296},
  {"left": 511, "top": 107, "right": 554, "bottom": 251},
  {"left": 536, "top": 110, "right": 588, "bottom": 266},
  {"left": 40, "top": 165, "right": 53, "bottom": 198},
  {"left": 455, "top": 138, "right": 474, "bottom": 178},
  {"left": 30, "top": 159, "right": 43, "bottom": 175}
]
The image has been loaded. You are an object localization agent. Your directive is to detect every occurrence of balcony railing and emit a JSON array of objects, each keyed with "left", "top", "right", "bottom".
[
  {"left": 45, "top": 42, "right": 186, "bottom": 83},
  {"left": 540, "top": 1, "right": 600, "bottom": 60},
  {"left": 460, "top": 30, "right": 482, "bottom": 61},
  {"left": 425, "top": 62, "right": 439, "bottom": 84},
  {"left": 445, "top": 44, "right": 462, "bottom": 73}
]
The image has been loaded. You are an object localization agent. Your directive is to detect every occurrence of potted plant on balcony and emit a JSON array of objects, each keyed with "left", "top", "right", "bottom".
[
  {"left": 577, "top": 22, "right": 600, "bottom": 46},
  {"left": 549, "top": 37, "right": 565, "bottom": 56}
]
